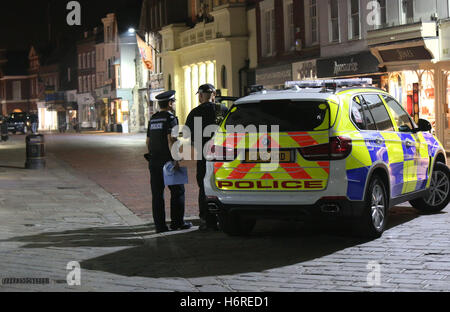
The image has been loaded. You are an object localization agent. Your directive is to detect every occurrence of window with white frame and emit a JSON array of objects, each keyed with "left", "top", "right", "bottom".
[
  {"left": 78, "top": 77, "right": 82, "bottom": 92},
  {"left": 84, "top": 76, "right": 88, "bottom": 92},
  {"left": 78, "top": 54, "right": 82, "bottom": 69},
  {"left": 402, "top": 0, "right": 414, "bottom": 24},
  {"left": 377, "top": 0, "right": 387, "bottom": 28},
  {"left": 310, "top": 0, "right": 318, "bottom": 44},
  {"left": 329, "top": 0, "right": 340, "bottom": 42},
  {"left": 263, "top": 8, "right": 275, "bottom": 56},
  {"left": 284, "top": 0, "right": 295, "bottom": 51},
  {"left": 12, "top": 81, "right": 21, "bottom": 100},
  {"left": 87, "top": 75, "right": 91, "bottom": 91},
  {"left": 349, "top": 0, "right": 360, "bottom": 39}
]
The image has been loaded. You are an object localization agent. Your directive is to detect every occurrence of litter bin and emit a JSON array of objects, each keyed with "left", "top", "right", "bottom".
[
  {"left": 0, "top": 117, "right": 8, "bottom": 141},
  {"left": 25, "top": 134, "right": 46, "bottom": 169}
]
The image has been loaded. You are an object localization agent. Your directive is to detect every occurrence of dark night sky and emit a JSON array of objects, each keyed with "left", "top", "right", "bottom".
[{"left": 0, "top": 0, "right": 142, "bottom": 51}]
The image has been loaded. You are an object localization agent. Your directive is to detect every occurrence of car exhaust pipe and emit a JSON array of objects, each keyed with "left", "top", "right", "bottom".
[
  {"left": 320, "top": 204, "right": 340, "bottom": 214},
  {"left": 207, "top": 202, "right": 221, "bottom": 214}
]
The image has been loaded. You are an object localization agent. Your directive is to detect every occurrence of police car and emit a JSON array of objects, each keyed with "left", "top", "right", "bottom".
[{"left": 204, "top": 79, "right": 450, "bottom": 238}]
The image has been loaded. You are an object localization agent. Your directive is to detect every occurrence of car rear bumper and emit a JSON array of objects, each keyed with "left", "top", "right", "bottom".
[{"left": 206, "top": 197, "right": 366, "bottom": 219}]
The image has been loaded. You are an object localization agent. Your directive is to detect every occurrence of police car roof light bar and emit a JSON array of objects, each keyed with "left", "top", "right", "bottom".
[{"left": 285, "top": 78, "right": 373, "bottom": 90}]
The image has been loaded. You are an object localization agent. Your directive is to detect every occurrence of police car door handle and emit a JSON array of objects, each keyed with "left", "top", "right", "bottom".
[
  {"left": 405, "top": 139, "right": 414, "bottom": 147},
  {"left": 375, "top": 138, "right": 384, "bottom": 145}
]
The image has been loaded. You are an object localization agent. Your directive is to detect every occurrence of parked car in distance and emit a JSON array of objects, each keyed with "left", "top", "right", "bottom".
[{"left": 7, "top": 112, "right": 31, "bottom": 134}]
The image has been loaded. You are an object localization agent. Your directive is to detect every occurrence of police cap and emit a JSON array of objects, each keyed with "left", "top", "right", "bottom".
[
  {"left": 156, "top": 90, "right": 176, "bottom": 102},
  {"left": 196, "top": 84, "right": 216, "bottom": 94}
]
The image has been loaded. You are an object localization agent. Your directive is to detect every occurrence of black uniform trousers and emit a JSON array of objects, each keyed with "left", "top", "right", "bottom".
[
  {"left": 149, "top": 160, "right": 185, "bottom": 230},
  {"left": 197, "top": 160, "right": 217, "bottom": 226}
]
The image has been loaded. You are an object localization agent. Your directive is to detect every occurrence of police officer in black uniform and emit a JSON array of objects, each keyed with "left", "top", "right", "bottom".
[
  {"left": 147, "top": 90, "right": 192, "bottom": 233},
  {"left": 185, "top": 84, "right": 228, "bottom": 231}
]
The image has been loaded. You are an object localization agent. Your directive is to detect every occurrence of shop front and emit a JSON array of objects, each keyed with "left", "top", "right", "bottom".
[
  {"left": 316, "top": 51, "right": 384, "bottom": 86},
  {"left": 292, "top": 59, "right": 317, "bottom": 81},
  {"left": 109, "top": 98, "right": 130, "bottom": 133},
  {"left": 38, "top": 91, "right": 66, "bottom": 131},
  {"left": 378, "top": 69, "right": 435, "bottom": 126},
  {"left": 37, "top": 101, "right": 58, "bottom": 131},
  {"left": 437, "top": 20, "right": 450, "bottom": 150},
  {"left": 77, "top": 93, "right": 96, "bottom": 129},
  {"left": 95, "top": 85, "right": 113, "bottom": 131},
  {"left": 256, "top": 64, "right": 292, "bottom": 90},
  {"left": 368, "top": 21, "right": 441, "bottom": 142}
]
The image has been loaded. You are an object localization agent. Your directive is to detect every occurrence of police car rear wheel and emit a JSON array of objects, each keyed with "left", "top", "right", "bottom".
[
  {"left": 355, "top": 175, "right": 388, "bottom": 239},
  {"left": 410, "top": 162, "right": 450, "bottom": 214},
  {"left": 220, "top": 212, "right": 256, "bottom": 236}
]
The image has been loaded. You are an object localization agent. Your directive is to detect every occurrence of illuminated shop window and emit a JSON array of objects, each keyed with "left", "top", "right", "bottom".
[
  {"left": 191, "top": 64, "right": 199, "bottom": 108},
  {"left": 199, "top": 63, "right": 206, "bottom": 87},
  {"left": 184, "top": 66, "right": 192, "bottom": 113}
]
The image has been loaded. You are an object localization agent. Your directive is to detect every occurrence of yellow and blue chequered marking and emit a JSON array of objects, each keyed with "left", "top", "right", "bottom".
[{"left": 345, "top": 131, "right": 436, "bottom": 200}]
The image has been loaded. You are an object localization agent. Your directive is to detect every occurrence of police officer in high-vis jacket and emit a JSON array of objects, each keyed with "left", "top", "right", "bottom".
[{"left": 147, "top": 90, "right": 192, "bottom": 233}]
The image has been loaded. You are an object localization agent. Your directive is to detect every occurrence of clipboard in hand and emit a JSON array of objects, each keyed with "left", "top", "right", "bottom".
[{"left": 163, "top": 161, "right": 188, "bottom": 186}]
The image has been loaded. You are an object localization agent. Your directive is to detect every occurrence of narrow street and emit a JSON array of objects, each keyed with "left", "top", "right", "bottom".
[
  {"left": 44, "top": 132, "right": 200, "bottom": 220},
  {"left": 0, "top": 133, "right": 449, "bottom": 291}
]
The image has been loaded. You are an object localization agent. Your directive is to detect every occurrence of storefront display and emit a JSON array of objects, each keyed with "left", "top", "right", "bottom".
[{"left": 382, "top": 70, "right": 435, "bottom": 126}]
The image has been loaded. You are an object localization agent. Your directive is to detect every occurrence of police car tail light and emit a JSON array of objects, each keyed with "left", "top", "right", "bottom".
[
  {"left": 299, "top": 136, "right": 352, "bottom": 161},
  {"left": 206, "top": 142, "right": 237, "bottom": 162}
]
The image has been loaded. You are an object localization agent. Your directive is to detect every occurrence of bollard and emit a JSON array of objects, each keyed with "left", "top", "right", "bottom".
[
  {"left": 0, "top": 117, "right": 8, "bottom": 141},
  {"left": 25, "top": 134, "right": 46, "bottom": 169}
]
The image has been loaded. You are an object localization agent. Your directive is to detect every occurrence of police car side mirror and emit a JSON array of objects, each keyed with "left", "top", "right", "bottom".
[
  {"left": 398, "top": 125, "right": 412, "bottom": 133},
  {"left": 417, "top": 119, "right": 432, "bottom": 133}
]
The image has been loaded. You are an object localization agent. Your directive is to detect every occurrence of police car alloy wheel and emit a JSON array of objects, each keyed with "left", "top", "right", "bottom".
[
  {"left": 410, "top": 162, "right": 450, "bottom": 214},
  {"left": 371, "top": 183, "right": 386, "bottom": 231},
  {"left": 355, "top": 175, "right": 388, "bottom": 239}
]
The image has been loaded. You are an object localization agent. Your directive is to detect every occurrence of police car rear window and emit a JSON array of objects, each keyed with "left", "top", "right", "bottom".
[{"left": 225, "top": 100, "right": 330, "bottom": 131}]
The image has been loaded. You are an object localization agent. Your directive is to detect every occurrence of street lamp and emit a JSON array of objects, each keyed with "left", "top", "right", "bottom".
[{"left": 128, "top": 27, "right": 135, "bottom": 34}]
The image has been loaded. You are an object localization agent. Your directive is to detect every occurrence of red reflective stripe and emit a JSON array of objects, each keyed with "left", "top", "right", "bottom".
[
  {"left": 227, "top": 163, "right": 257, "bottom": 179},
  {"left": 214, "top": 162, "right": 224, "bottom": 174},
  {"left": 223, "top": 135, "right": 244, "bottom": 147},
  {"left": 317, "top": 161, "right": 330, "bottom": 175},
  {"left": 288, "top": 134, "right": 318, "bottom": 147},
  {"left": 280, "top": 164, "right": 312, "bottom": 179},
  {"left": 260, "top": 173, "right": 274, "bottom": 180}
]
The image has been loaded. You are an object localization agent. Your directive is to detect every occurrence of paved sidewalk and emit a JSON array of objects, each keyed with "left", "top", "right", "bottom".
[{"left": 0, "top": 139, "right": 197, "bottom": 291}]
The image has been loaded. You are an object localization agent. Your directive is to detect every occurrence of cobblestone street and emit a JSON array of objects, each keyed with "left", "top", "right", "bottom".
[{"left": 0, "top": 133, "right": 449, "bottom": 292}]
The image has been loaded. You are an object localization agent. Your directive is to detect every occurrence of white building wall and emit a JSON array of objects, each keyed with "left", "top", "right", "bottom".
[
  {"left": 119, "top": 35, "right": 137, "bottom": 89},
  {"left": 318, "top": 0, "right": 450, "bottom": 59}
]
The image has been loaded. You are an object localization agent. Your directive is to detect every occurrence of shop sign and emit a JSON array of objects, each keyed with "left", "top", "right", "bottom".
[
  {"left": 292, "top": 60, "right": 317, "bottom": 80},
  {"left": 256, "top": 64, "right": 292, "bottom": 86},
  {"left": 379, "top": 46, "right": 433, "bottom": 62},
  {"left": 317, "top": 52, "right": 380, "bottom": 78}
]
